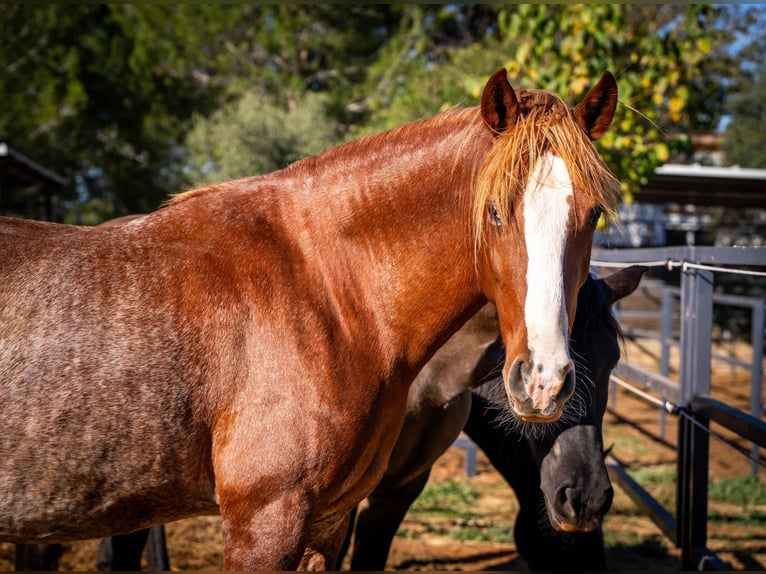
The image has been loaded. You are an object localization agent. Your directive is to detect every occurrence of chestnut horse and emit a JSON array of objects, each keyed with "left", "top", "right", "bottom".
[
  {"left": 346, "top": 266, "right": 646, "bottom": 570},
  {"left": 0, "top": 69, "right": 619, "bottom": 570}
]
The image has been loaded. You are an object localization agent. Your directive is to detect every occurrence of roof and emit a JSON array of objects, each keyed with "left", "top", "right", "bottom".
[
  {"left": 640, "top": 163, "right": 766, "bottom": 208},
  {"left": 0, "top": 142, "right": 67, "bottom": 188}
]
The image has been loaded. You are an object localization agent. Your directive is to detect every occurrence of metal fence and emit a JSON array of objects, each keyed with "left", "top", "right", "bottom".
[{"left": 591, "top": 245, "right": 766, "bottom": 571}]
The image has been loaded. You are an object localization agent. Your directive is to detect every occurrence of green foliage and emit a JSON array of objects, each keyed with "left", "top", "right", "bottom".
[
  {"left": 0, "top": 5, "right": 398, "bottom": 222},
  {"left": 0, "top": 5, "right": 231, "bottom": 219},
  {"left": 356, "top": 5, "right": 738, "bottom": 200},
  {"left": 724, "top": 73, "right": 766, "bottom": 168},
  {"left": 185, "top": 91, "right": 338, "bottom": 184},
  {"left": 0, "top": 4, "right": 757, "bottom": 220}
]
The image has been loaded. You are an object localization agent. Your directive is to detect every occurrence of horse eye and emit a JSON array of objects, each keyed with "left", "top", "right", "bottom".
[
  {"left": 589, "top": 208, "right": 603, "bottom": 228},
  {"left": 489, "top": 204, "right": 503, "bottom": 227}
]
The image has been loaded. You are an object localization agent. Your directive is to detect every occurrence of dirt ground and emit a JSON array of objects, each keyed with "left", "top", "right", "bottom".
[{"left": 1, "top": 284, "right": 764, "bottom": 571}]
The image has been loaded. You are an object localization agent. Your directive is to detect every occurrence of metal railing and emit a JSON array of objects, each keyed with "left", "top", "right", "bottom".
[{"left": 591, "top": 245, "right": 766, "bottom": 571}]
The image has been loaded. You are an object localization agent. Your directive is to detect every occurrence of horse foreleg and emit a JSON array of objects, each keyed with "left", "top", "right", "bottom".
[
  {"left": 97, "top": 529, "right": 151, "bottom": 571},
  {"left": 350, "top": 470, "right": 431, "bottom": 571},
  {"left": 298, "top": 510, "right": 353, "bottom": 571},
  {"left": 144, "top": 525, "right": 170, "bottom": 571},
  {"left": 219, "top": 491, "right": 312, "bottom": 570}
]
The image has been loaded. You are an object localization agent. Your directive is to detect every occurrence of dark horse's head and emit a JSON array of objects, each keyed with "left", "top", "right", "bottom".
[{"left": 536, "top": 266, "right": 646, "bottom": 532}]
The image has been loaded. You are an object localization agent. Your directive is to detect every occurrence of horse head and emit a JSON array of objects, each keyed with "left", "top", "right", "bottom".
[{"left": 475, "top": 69, "right": 620, "bottom": 423}]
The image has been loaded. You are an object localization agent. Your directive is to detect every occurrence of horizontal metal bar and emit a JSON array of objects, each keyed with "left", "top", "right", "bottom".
[
  {"left": 690, "top": 545, "right": 731, "bottom": 571},
  {"left": 593, "top": 245, "right": 766, "bottom": 267},
  {"left": 712, "top": 292, "right": 765, "bottom": 309},
  {"left": 711, "top": 352, "right": 752, "bottom": 370},
  {"left": 691, "top": 396, "right": 766, "bottom": 449},
  {"left": 623, "top": 327, "right": 675, "bottom": 341},
  {"left": 605, "top": 455, "right": 677, "bottom": 542},
  {"left": 615, "top": 309, "right": 665, "bottom": 319},
  {"left": 593, "top": 246, "right": 689, "bottom": 264},
  {"left": 613, "top": 360, "right": 680, "bottom": 403}
]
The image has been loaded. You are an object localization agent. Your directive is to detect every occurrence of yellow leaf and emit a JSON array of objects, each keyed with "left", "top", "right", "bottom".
[
  {"left": 655, "top": 142, "right": 670, "bottom": 162},
  {"left": 570, "top": 77, "right": 589, "bottom": 96},
  {"left": 697, "top": 37, "right": 712, "bottom": 54},
  {"left": 668, "top": 96, "right": 685, "bottom": 122}
]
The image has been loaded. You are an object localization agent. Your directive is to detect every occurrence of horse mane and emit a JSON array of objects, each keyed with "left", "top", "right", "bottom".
[
  {"left": 168, "top": 91, "right": 620, "bottom": 250},
  {"left": 472, "top": 90, "right": 621, "bottom": 249},
  {"left": 167, "top": 107, "right": 483, "bottom": 207}
]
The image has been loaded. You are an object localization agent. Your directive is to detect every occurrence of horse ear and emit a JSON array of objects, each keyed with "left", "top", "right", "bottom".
[
  {"left": 600, "top": 265, "right": 648, "bottom": 304},
  {"left": 573, "top": 71, "right": 618, "bottom": 141},
  {"left": 481, "top": 68, "right": 520, "bottom": 135}
]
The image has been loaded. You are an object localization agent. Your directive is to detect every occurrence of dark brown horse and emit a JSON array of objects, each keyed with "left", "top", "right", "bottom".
[
  {"left": 346, "top": 266, "right": 646, "bottom": 570},
  {"left": 0, "top": 69, "right": 619, "bottom": 570}
]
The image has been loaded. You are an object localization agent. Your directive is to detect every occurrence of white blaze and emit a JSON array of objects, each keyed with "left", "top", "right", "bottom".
[{"left": 522, "top": 153, "right": 572, "bottom": 395}]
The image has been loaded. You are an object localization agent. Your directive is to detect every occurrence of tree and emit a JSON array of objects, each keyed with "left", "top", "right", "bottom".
[
  {"left": 185, "top": 90, "right": 339, "bottom": 184},
  {"left": 724, "top": 72, "right": 766, "bottom": 169},
  {"left": 0, "top": 5, "right": 238, "bottom": 221},
  {"left": 723, "top": 7, "right": 766, "bottom": 168},
  {"left": 0, "top": 5, "right": 400, "bottom": 222},
  {"left": 352, "top": 4, "right": 744, "bottom": 201}
]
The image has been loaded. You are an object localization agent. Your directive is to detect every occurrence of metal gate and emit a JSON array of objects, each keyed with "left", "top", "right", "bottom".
[{"left": 591, "top": 245, "right": 766, "bottom": 570}]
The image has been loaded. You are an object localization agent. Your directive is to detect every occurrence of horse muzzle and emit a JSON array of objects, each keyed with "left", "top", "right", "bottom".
[
  {"left": 504, "top": 357, "right": 575, "bottom": 422},
  {"left": 540, "top": 425, "right": 615, "bottom": 533}
]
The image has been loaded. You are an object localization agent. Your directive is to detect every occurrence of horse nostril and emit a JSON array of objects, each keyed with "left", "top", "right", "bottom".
[
  {"left": 508, "top": 359, "right": 527, "bottom": 396},
  {"left": 553, "top": 367, "right": 576, "bottom": 403},
  {"left": 556, "top": 485, "right": 577, "bottom": 520}
]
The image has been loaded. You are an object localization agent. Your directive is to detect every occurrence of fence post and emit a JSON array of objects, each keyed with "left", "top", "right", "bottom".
[
  {"left": 676, "top": 252, "right": 714, "bottom": 570},
  {"left": 659, "top": 288, "right": 675, "bottom": 439},
  {"left": 751, "top": 302, "right": 765, "bottom": 477}
]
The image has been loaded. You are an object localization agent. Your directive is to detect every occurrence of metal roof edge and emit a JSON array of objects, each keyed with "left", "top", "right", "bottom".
[
  {"left": 654, "top": 163, "right": 766, "bottom": 181},
  {"left": 0, "top": 141, "right": 68, "bottom": 187}
]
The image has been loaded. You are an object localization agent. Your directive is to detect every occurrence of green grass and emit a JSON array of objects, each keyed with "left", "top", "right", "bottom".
[
  {"left": 448, "top": 522, "right": 514, "bottom": 542},
  {"left": 708, "top": 475, "right": 766, "bottom": 508},
  {"left": 625, "top": 467, "right": 766, "bottom": 509},
  {"left": 401, "top": 480, "right": 514, "bottom": 543},
  {"left": 409, "top": 480, "right": 479, "bottom": 519},
  {"left": 613, "top": 466, "right": 766, "bottom": 530}
]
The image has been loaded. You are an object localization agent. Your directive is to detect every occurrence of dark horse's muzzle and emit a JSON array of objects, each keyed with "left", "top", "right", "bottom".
[{"left": 539, "top": 424, "right": 613, "bottom": 532}]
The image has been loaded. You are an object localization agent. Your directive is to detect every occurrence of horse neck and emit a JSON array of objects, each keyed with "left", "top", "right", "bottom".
[{"left": 276, "top": 111, "right": 492, "bottom": 374}]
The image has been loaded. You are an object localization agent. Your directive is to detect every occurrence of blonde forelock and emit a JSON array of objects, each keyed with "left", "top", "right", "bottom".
[{"left": 472, "top": 91, "right": 620, "bottom": 252}]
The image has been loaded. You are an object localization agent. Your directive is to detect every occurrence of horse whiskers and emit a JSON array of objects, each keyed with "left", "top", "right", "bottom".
[
  {"left": 480, "top": 376, "right": 597, "bottom": 440},
  {"left": 571, "top": 353, "right": 596, "bottom": 388}
]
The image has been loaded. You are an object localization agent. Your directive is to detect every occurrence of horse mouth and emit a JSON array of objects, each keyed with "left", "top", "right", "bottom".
[
  {"left": 505, "top": 358, "right": 574, "bottom": 422},
  {"left": 549, "top": 516, "right": 600, "bottom": 533},
  {"left": 519, "top": 411, "right": 562, "bottom": 423}
]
